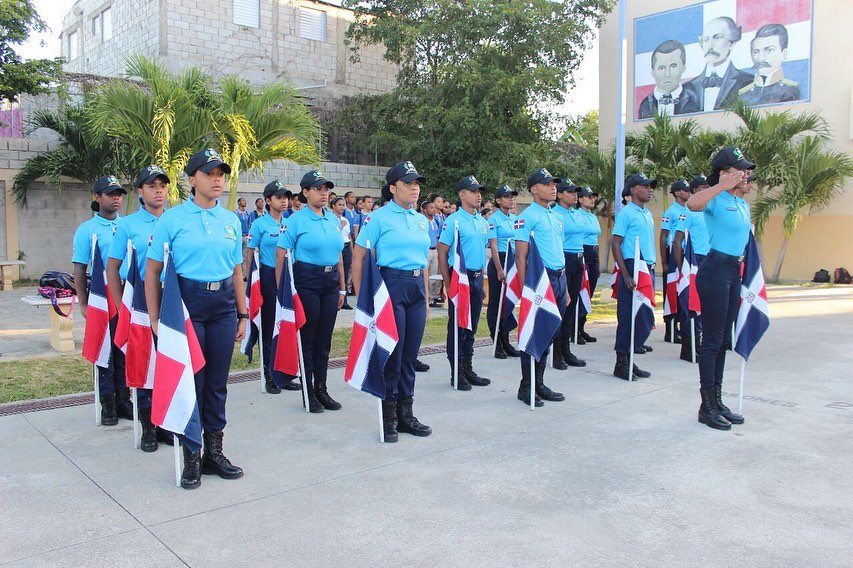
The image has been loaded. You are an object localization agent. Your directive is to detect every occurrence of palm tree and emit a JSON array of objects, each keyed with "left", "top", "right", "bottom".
[
  {"left": 569, "top": 143, "right": 622, "bottom": 268},
  {"left": 752, "top": 135, "right": 853, "bottom": 281}
]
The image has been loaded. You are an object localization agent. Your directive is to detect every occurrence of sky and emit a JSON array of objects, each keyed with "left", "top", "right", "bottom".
[{"left": 17, "top": 0, "right": 599, "bottom": 116}]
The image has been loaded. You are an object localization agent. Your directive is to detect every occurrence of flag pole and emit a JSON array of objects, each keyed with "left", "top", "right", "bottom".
[
  {"left": 737, "top": 358, "right": 746, "bottom": 415},
  {"left": 91, "top": 233, "right": 100, "bottom": 426},
  {"left": 453, "top": 222, "right": 460, "bottom": 391},
  {"left": 690, "top": 318, "right": 697, "bottom": 363},
  {"left": 163, "top": 243, "right": 181, "bottom": 487},
  {"left": 253, "top": 252, "right": 266, "bottom": 394},
  {"left": 628, "top": 237, "right": 640, "bottom": 383},
  {"left": 529, "top": 356, "right": 535, "bottom": 411},
  {"left": 574, "top": 302, "right": 580, "bottom": 344},
  {"left": 127, "top": 240, "right": 140, "bottom": 448},
  {"left": 493, "top": 280, "right": 505, "bottom": 357},
  {"left": 367, "top": 240, "right": 384, "bottom": 442},
  {"left": 289, "top": 250, "right": 310, "bottom": 413}
]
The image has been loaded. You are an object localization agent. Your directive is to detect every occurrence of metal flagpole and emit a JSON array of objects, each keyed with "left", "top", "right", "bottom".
[
  {"left": 628, "top": 237, "right": 639, "bottom": 383},
  {"left": 493, "top": 281, "right": 505, "bottom": 357},
  {"left": 377, "top": 398, "right": 385, "bottom": 443},
  {"left": 289, "top": 251, "right": 311, "bottom": 413},
  {"left": 529, "top": 357, "right": 535, "bottom": 411},
  {"left": 127, "top": 240, "right": 140, "bottom": 449},
  {"left": 574, "top": 302, "right": 580, "bottom": 344},
  {"left": 253, "top": 252, "right": 266, "bottom": 394},
  {"left": 162, "top": 242, "right": 181, "bottom": 487},
  {"left": 91, "top": 233, "right": 100, "bottom": 425},
  {"left": 453, "top": 223, "right": 460, "bottom": 391},
  {"left": 690, "top": 318, "right": 697, "bottom": 363},
  {"left": 738, "top": 358, "right": 746, "bottom": 415}
]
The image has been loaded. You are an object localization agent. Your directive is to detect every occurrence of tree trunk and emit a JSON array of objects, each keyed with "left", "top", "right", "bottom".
[{"left": 770, "top": 233, "right": 790, "bottom": 282}]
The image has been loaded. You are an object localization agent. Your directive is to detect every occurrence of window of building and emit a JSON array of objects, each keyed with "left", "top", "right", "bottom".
[
  {"left": 102, "top": 8, "right": 113, "bottom": 41},
  {"left": 300, "top": 8, "right": 327, "bottom": 42},
  {"left": 234, "top": 0, "right": 259, "bottom": 28},
  {"left": 91, "top": 15, "right": 99, "bottom": 38},
  {"left": 67, "top": 30, "right": 78, "bottom": 60}
]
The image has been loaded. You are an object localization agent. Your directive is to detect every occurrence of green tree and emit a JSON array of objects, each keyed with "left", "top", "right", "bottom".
[{"left": 0, "top": 0, "right": 62, "bottom": 100}]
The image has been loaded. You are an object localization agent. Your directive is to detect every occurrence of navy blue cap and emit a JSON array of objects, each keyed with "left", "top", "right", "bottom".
[
  {"left": 93, "top": 175, "right": 126, "bottom": 194},
  {"left": 556, "top": 179, "right": 580, "bottom": 193},
  {"left": 711, "top": 146, "right": 756, "bottom": 172},
  {"left": 670, "top": 179, "right": 690, "bottom": 194},
  {"left": 576, "top": 186, "right": 598, "bottom": 198},
  {"left": 134, "top": 165, "right": 170, "bottom": 188},
  {"left": 386, "top": 161, "right": 426, "bottom": 185},
  {"left": 527, "top": 167, "right": 561, "bottom": 189},
  {"left": 300, "top": 169, "right": 335, "bottom": 190},
  {"left": 263, "top": 180, "right": 293, "bottom": 199},
  {"left": 689, "top": 175, "right": 709, "bottom": 190},
  {"left": 455, "top": 175, "right": 486, "bottom": 193},
  {"left": 624, "top": 172, "right": 657, "bottom": 191},
  {"left": 184, "top": 148, "right": 231, "bottom": 176},
  {"left": 493, "top": 185, "right": 518, "bottom": 199}
]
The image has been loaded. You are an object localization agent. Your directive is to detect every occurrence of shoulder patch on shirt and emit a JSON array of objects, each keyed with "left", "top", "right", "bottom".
[
  {"left": 677, "top": 214, "right": 687, "bottom": 221},
  {"left": 488, "top": 223, "right": 494, "bottom": 230},
  {"left": 662, "top": 216, "right": 670, "bottom": 223},
  {"left": 224, "top": 225, "right": 237, "bottom": 240},
  {"left": 363, "top": 216, "right": 371, "bottom": 226},
  {"left": 513, "top": 219, "right": 525, "bottom": 229}
]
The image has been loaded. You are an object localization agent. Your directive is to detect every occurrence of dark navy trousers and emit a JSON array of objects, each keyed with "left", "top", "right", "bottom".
[
  {"left": 679, "top": 254, "right": 705, "bottom": 339},
  {"left": 520, "top": 270, "right": 567, "bottom": 368},
  {"left": 293, "top": 263, "right": 340, "bottom": 385},
  {"left": 580, "top": 245, "right": 600, "bottom": 327},
  {"left": 446, "top": 270, "right": 484, "bottom": 360},
  {"left": 179, "top": 278, "right": 237, "bottom": 432},
  {"left": 257, "top": 264, "right": 283, "bottom": 383},
  {"left": 614, "top": 259, "right": 655, "bottom": 354},
  {"left": 695, "top": 251, "right": 741, "bottom": 389},
  {"left": 97, "top": 316, "right": 126, "bottom": 397},
  {"left": 380, "top": 268, "right": 426, "bottom": 401},
  {"left": 560, "top": 252, "right": 584, "bottom": 339},
  {"left": 486, "top": 252, "right": 506, "bottom": 336}
]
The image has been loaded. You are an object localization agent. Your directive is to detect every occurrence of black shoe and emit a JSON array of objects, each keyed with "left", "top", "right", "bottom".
[
  {"left": 493, "top": 335, "right": 507, "bottom": 359},
  {"left": 536, "top": 384, "right": 565, "bottom": 402},
  {"left": 181, "top": 446, "right": 202, "bottom": 490},
  {"left": 450, "top": 367, "right": 472, "bottom": 391},
  {"left": 201, "top": 430, "right": 244, "bottom": 479},
  {"left": 429, "top": 300, "right": 443, "bottom": 308},
  {"left": 517, "top": 384, "right": 544, "bottom": 407},
  {"left": 715, "top": 384, "right": 744, "bottom": 424},
  {"left": 381, "top": 400, "right": 398, "bottom": 443},
  {"left": 396, "top": 398, "right": 432, "bottom": 437},
  {"left": 501, "top": 331, "right": 521, "bottom": 357},
  {"left": 580, "top": 331, "right": 597, "bottom": 343},
  {"left": 100, "top": 393, "right": 118, "bottom": 426},
  {"left": 414, "top": 359, "right": 430, "bottom": 372},
  {"left": 315, "top": 380, "right": 342, "bottom": 411},
  {"left": 462, "top": 356, "right": 490, "bottom": 386},
  {"left": 304, "top": 380, "right": 325, "bottom": 413},
  {"left": 115, "top": 388, "right": 134, "bottom": 420},
  {"left": 156, "top": 426, "right": 174, "bottom": 445},
  {"left": 576, "top": 335, "right": 586, "bottom": 345},
  {"left": 139, "top": 407, "right": 158, "bottom": 453},
  {"left": 632, "top": 364, "right": 651, "bottom": 378},
  {"left": 698, "top": 388, "right": 732, "bottom": 430},
  {"left": 561, "top": 337, "right": 586, "bottom": 368},
  {"left": 613, "top": 353, "right": 646, "bottom": 381},
  {"left": 552, "top": 340, "right": 568, "bottom": 370},
  {"left": 283, "top": 379, "right": 302, "bottom": 391},
  {"left": 340, "top": 303, "right": 352, "bottom": 310},
  {"left": 265, "top": 377, "right": 281, "bottom": 394}
]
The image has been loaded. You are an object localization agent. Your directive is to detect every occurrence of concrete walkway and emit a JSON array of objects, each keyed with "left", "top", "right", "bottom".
[{"left": 2, "top": 286, "right": 853, "bottom": 566}]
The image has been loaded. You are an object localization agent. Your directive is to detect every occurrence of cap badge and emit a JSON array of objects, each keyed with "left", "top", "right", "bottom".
[
  {"left": 404, "top": 161, "right": 417, "bottom": 174},
  {"left": 204, "top": 148, "right": 222, "bottom": 162},
  {"left": 733, "top": 147, "right": 744, "bottom": 160}
]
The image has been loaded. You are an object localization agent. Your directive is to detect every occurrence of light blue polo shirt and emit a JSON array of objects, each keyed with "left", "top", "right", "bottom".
[
  {"left": 149, "top": 197, "right": 242, "bottom": 281},
  {"left": 554, "top": 205, "right": 585, "bottom": 253},
  {"left": 72, "top": 213, "right": 120, "bottom": 272},
  {"left": 704, "top": 190, "right": 751, "bottom": 257},
  {"left": 675, "top": 210, "right": 711, "bottom": 256},
  {"left": 108, "top": 208, "right": 160, "bottom": 279},
  {"left": 355, "top": 200, "right": 430, "bottom": 270},
  {"left": 514, "top": 201, "right": 565, "bottom": 271},
  {"left": 661, "top": 201, "right": 688, "bottom": 245},
  {"left": 439, "top": 207, "right": 490, "bottom": 270},
  {"left": 487, "top": 209, "right": 517, "bottom": 253},
  {"left": 248, "top": 213, "right": 285, "bottom": 268},
  {"left": 578, "top": 208, "right": 602, "bottom": 246},
  {"left": 277, "top": 206, "right": 344, "bottom": 267},
  {"left": 613, "top": 202, "right": 656, "bottom": 262}
]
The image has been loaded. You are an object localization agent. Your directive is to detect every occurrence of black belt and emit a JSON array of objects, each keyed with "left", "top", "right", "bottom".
[
  {"left": 380, "top": 267, "right": 423, "bottom": 277},
  {"left": 178, "top": 276, "right": 231, "bottom": 291},
  {"left": 546, "top": 268, "right": 565, "bottom": 277},
  {"left": 583, "top": 244, "right": 599, "bottom": 251},
  {"left": 429, "top": 246, "right": 437, "bottom": 250},
  {"left": 295, "top": 262, "right": 337, "bottom": 273},
  {"left": 467, "top": 269, "right": 483, "bottom": 278},
  {"left": 708, "top": 249, "right": 744, "bottom": 264},
  {"left": 565, "top": 251, "right": 584, "bottom": 258}
]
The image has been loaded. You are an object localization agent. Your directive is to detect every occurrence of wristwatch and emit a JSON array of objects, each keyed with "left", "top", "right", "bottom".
[{"left": 237, "top": 313, "right": 249, "bottom": 320}]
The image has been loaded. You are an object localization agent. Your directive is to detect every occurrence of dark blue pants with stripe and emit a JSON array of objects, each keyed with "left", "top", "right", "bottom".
[
  {"left": 380, "top": 268, "right": 426, "bottom": 401},
  {"left": 447, "top": 271, "right": 484, "bottom": 360},
  {"left": 486, "top": 252, "right": 507, "bottom": 336},
  {"left": 614, "top": 259, "right": 655, "bottom": 354},
  {"left": 560, "top": 252, "right": 584, "bottom": 339},
  {"left": 179, "top": 278, "right": 236, "bottom": 433},
  {"left": 520, "top": 270, "right": 567, "bottom": 368},
  {"left": 695, "top": 251, "right": 741, "bottom": 389},
  {"left": 293, "top": 264, "right": 340, "bottom": 385}
]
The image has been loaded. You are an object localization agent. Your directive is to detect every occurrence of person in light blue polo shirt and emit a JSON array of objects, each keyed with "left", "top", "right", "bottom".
[
  {"left": 275, "top": 170, "right": 345, "bottom": 413},
  {"left": 660, "top": 179, "right": 691, "bottom": 343},
  {"left": 146, "top": 148, "right": 247, "bottom": 490},
  {"left": 352, "top": 161, "right": 432, "bottom": 443},
  {"left": 576, "top": 186, "right": 601, "bottom": 344},
  {"left": 686, "top": 147, "right": 755, "bottom": 431},
  {"left": 611, "top": 173, "right": 656, "bottom": 381},
  {"left": 106, "top": 165, "right": 168, "bottom": 452},
  {"left": 513, "top": 168, "right": 568, "bottom": 408},
  {"left": 485, "top": 185, "right": 520, "bottom": 359},
  {"left": 437, "top": 175, "right": 493, "bottom": 391},
  {"left": 72, "top": 175, "right": 127, "bottom": 427},
  {"left": 552, "top": 181, "right": 587, "bottom": 370}
]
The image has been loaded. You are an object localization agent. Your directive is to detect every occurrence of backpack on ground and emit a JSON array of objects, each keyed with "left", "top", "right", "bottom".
[
  {"left": 812, "top": 269, "right": 830, "bottom": 283},
  {"left": 37, "top": 271, "right": 77, "bottom": 317},
  {"left": 834, "top": 267, "right": 852, "bottom": 285}
]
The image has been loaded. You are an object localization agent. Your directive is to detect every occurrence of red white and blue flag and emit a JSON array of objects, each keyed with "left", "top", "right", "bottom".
[
  {"left": 271, "top": 257, "right": 306, "bottom": 382},
  {"left": 151, "top": 256, "right": 205, "bottom": 452},
  {"left": 501, "top": 244, "right": 520, "bottom": 333},
  {"left": 578, "top": 258, "right": 592, "bottom": 317},
  {"left": 82, "top": 242, "right": 115, "bottom": 367},
  {"left": 344, "top": 249, "right": 398, "bottom": 398},
  {"left": 117, "top": 249, "right": 155, "bottom": 389},
  {"left": 517, "top": 239, "right": 562, "bottom": 360},
  {"left": 663, "top": 247, "right": 680, "bottom": 317},
  {"left": 677, "top": 233, "right": 701, "bottom": 314},
  {"left": 632, "top": 253, "right": 657, "bottom": 347},
  {"left": 734, "top": 232, "right": 770, "bottom": 361},
  {"left": 240, "top": 252, "right": 263, "bottom": 361},
  {"left": 609, "top": 262, "right": 620, "bottom": 299},
  {"left": 114, "top": 246, "right": 137, "bottom": 354},
  {"left": 448, "top": 224, "right": 472, "bottom": 330}
]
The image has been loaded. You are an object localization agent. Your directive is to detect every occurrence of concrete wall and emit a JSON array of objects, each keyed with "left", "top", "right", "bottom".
[{"left": 598, "top": 0, "right": 853, "bottom": 280}]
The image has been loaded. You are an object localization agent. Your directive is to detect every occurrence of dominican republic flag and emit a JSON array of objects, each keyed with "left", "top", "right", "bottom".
[
  {"left": 114, "top": 246, "right": 137, "bottom": 354},
  {"left": 663, "top": 247, "right": 680, "bottom": 318},
  {"left": 151, "top": 256, "right": 204, "bottom": 452},
  {"left": 117, "top": 250, "right": 155, "bottom": 389},
  {"left": 632, "top": 254, "right": 657, "bottom": 347},
  {"left": 344, "top": 249, "right": 398, "bottom": 398},
  {"left": 734, "top": 232, "right": 770, "bottom": 361},
  {"left": 578, "top": 258, "right": 592, "bottom": 318},
  {"left": 609, "top": 262, "right": 620, "bottom": 299},
  {"left": 517, "top": 238, "right": 562, "bottom": 361},
  {"left": 501, "top": 244, "right": 520, "bottom": 333},
  {"left": 677, "top": 233, "right": 701, "bottom": 314},
  {"left": 448, "top": 225, "right": 472, "bottom": 330},
  {"left": 240, "top": 252, "right": 263, "bottom": 362},
  {"left": 271, "top": 257, "right": 306, "bottom": 381},
  {"left": 82, "top": 242, "right": 115, "bottom": 367},
  {"left": 633, "top": 0, "right": 812, "bottom": 119}
]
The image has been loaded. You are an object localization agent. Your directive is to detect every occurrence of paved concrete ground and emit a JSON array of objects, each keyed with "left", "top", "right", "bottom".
[{"left": 2, "top": 286, "right": 853, "bottom": 566}]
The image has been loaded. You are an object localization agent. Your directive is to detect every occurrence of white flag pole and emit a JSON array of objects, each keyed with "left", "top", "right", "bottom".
[
  {"left": 628, "top": 237, "right": 640, "bottom": 383},
  {"left": 127, "top": 240, "right": 140, "bottom": 448},
  {"left": 173, "top": 435, "right": 181, "bottom": 487},
  {"left": 289, "top": 251, "right": 310, "bottom": 413},
  {"left": 377, "top": 397, "right": 385, "bottom": 443},
  {"left": 613, "top": 0, "right": 627, "bottom": 217},
  {"left": 690, "top": 317, "right": 697, "bottom": 363},
  {"left": 91, "top": 233, "right": 101, "bottom": 425},
  {"left": 738, "top": 358, "right": 746, "bottom": 415},
  {"left": 493, "top": 280, "right": 505, "bottom": 357},
  {"left": 253, "top": 251, "right": 266, "bottom": 394},
  {"left": 453, "top": 222, "right": 460, "bottom": 391},
  {"left": 574, "top": 302, "right": 580, "bottom": 344},
  {"left": 529, "top": 356, "right": 535, "bottom": 411}
]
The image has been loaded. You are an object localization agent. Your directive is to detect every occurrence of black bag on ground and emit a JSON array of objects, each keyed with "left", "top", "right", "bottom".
[
  {"left": 834, "top": 267, "right": 852, "bottom": 284},
  {"left": 37, "top": 271, "right": 77, "bottom": 317},
  {"left": 812, "top": 269, "right": 830, "bottom": 283}
]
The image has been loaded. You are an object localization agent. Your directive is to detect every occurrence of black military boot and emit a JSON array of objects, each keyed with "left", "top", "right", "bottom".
[
  {"left": 535, "top": 358, "right": 565, "bottom": 402},
  {"left": 551, "top": 338, "right": 568, "bottom": 370},
  {"left": 632, "top": 362, "right": 651, "bottom": 378},
  {"left": 493, "top": 332, "right": 507, "bottom": 359},
  {"left": 100, "top": 392, "right": 118, "bottom": 426},
  {"left": 139, "top": 407, "right": 158, "bottom": 453},
  {"left": 201, "top": 430, "right": 244, "bottom": 479},
  {"left": 462, "top": 356, "right": 490, "bottom": 386},
  {"left": 450, "top": 360, "right": 472, "bottom": 391},
  {"left": 396, "top": 398, "right": 432, "bottom": 437},
  {"left": 303, "top": 379, "right": 325, "bottom": 413},
  {"left": 517, "top": 360, "right": 544, "bottom": 407},
  {"left": 715, "top": 383, "right": 744, "bottom": 424},
  {"left": 156, "top": 426, "right": 175, "bottom": 446},
  {"left": 501, "top": 330, "right": 521, "bottom": 357},
  {"left": 698, "top": 388, "right": 731, "bottom": 431},
  {"left": 181, "top": 446, "right": 202, "bottom": 490},
  {"left": 561, "top": 335, "right": 586, "bottom": 367},
  {"left": 314, "top": 380, "right": 342, "bottom": 410},
  {"left": 578, "top": 318, "right": 597, "bottom": 344},
  {"left": 613, "top": 352, "right": 631, "bottom": 380},
  {"left": 283, "top": 378, "right": 302, "bottom": 391},
  {"left": 265, "top": 376, "right": 281, "bottom": 394},
  {"left": 381, "top": 400, "right": 399, "bottom": 443},
  {"left": 680, "top": 339, "right": 695, "bottom": 363},
  {"left": 115, "top": 387, "right": 134, "bottom": 420}
]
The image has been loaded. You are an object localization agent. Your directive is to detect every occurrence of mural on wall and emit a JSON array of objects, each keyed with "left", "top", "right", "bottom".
[{"left": 634, "top": 0, "right": 812, "bottom": 120}]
